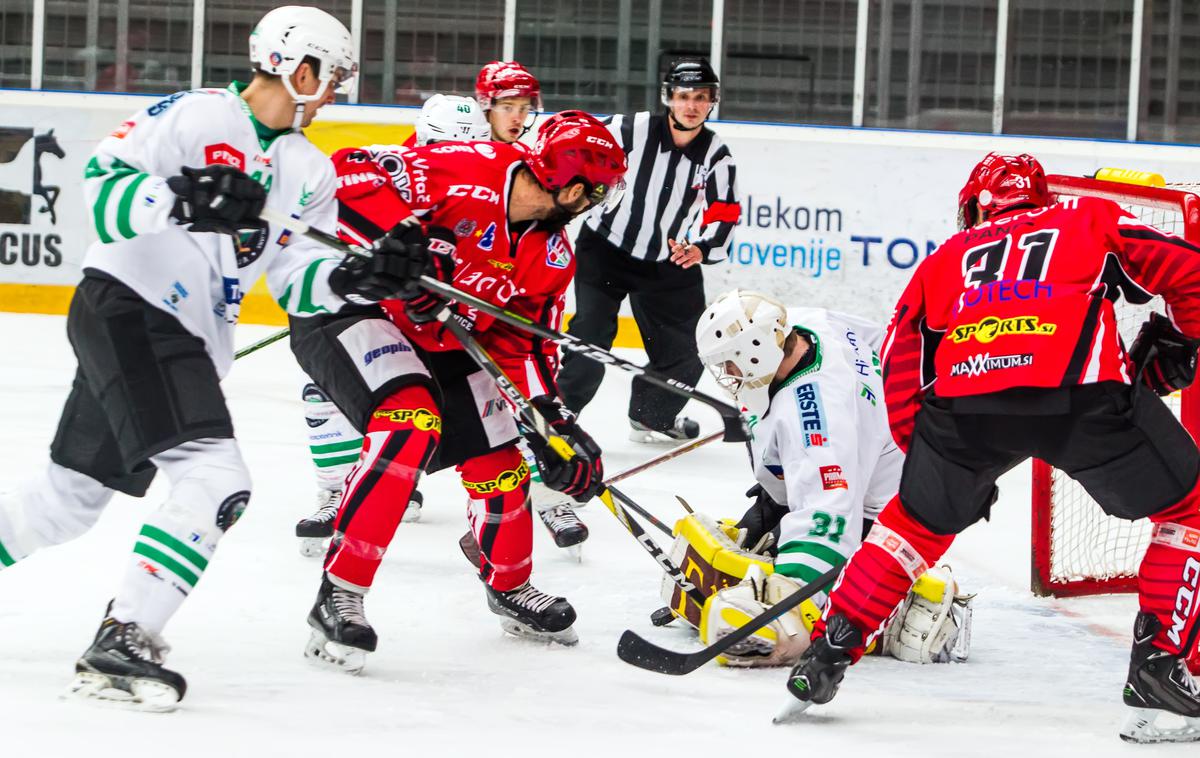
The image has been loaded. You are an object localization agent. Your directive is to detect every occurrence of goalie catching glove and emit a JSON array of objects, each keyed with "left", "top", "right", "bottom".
[
  {"left": 526, "top": 395, "right": 604, "bottom": 502},
  {"left": 1128, "top": 311, "right": 1200, "bottom": 396}
]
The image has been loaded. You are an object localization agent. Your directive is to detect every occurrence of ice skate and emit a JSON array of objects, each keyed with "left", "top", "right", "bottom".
[
  {"left": 1119, "top": 612, "right": 1200, "bottom": 743},
  {"left": 295, "top": 488, "right": 341, "bottom": 557},
  {"left": 66, "top": 615, "right": 186, "bottom": 713},
  {"left": 485, "top": 581, "right": 578, "bottom": 646},
  {"left": 629, "top": 417, "right": 700, "bottom": 444},
  {"left": 537, "top": 502, "right": 588, "bottom": 560},
  {"left": 783, "top": 613, "right": 860, "bottom": 710},
  {"left": 305, "top": 576, "right": 377, "bottom": 675},
  {"left": 401, "top": 489, "right": 424, "bottom": 523}
]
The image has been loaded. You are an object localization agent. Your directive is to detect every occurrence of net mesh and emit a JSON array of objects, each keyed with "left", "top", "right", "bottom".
[{"left": 1044, "top": 181, "right": 1200, "bottom": 589}]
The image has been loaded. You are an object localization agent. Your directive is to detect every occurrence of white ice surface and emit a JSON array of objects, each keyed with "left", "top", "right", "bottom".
[{"left": 0, "top": 314, "right": 1161, "bottom": 756}]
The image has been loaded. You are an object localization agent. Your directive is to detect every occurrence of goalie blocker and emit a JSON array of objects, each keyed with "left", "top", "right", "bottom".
[{"left": 661, "top": 507, "right": 972, "bottom": 667}]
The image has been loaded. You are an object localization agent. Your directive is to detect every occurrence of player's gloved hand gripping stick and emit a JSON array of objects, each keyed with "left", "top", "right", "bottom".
[{"left": 257, "top": 207, "right": 751, "bottom": 444}]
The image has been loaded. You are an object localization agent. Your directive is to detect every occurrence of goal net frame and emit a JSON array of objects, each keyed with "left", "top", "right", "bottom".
[{"left": 1030, "top": 173, "right": 1200, "bottom": 598}]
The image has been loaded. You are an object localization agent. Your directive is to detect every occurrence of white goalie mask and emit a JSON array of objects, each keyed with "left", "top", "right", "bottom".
[
  {"left": 249, "top": 6, "right": 359, "bottom": 106},
  {"left": 695, "top": 290, "right": 789, "bottom": 419},
  {"left": 416, "top": 94, "right": 493, "bottom": 146}
]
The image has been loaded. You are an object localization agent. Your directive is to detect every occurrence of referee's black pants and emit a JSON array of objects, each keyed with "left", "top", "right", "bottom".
[{"left": 558, "top": 226, "right": 706, "bottom": 430}]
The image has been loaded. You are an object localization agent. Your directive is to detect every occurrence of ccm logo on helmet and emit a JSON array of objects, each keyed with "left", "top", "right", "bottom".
[{"left": 205, "top": 143, "right": 246, "bottom": 171}]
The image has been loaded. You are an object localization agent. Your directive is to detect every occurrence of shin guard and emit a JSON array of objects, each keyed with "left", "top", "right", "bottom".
[
  {"left": 460, "top": 446, "right": 532, "bottom": 592},
  {"left": 324, "top": 385, "right": 440, "bottom": 591},
  {"left": 1138, "top": 488, "right": 1200, "bottom": 662}
]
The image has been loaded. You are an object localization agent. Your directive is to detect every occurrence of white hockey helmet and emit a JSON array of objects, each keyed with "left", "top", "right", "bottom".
[
  {"left": 695, "top": 290, "right": 789, "bottom": 418},
  {"left": 249, "top": 6, "right": 358, "bottom": 104},
  {"left": 415, "top": 94, "right": 492, "bottom": 146}
]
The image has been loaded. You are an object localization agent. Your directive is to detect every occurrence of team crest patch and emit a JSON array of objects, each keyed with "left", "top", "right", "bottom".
[
  {"left": 477, "top": 221, "right": 497, "bottom": 252},
  {"left": 546, "top": 232, "right": 572, "bottom": 269},
  {"left": 454, "top": 218, "right": 477, "bottom": 238}
]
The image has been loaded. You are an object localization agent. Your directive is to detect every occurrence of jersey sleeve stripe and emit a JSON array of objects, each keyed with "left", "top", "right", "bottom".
[
  {"left": 116, "top": 173, "right": 150, "bottom": 240},
  {"left": 1061, "top": 294, "right": 1105, "bottom": 385},
  {"left": 1120, "top": 227, "right": 1200, "bottom": 256}
]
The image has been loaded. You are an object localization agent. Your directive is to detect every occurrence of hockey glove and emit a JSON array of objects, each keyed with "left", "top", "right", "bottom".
[
  {"left": 1128, "top": 312, "right": 1200, "bottom": 396},
  {"left": 405, "top": 226, "right": 458, "bottom": 324},
  {"left": 167, "top": 165, "right": 266, "bottom": 235},
  {"left": 328, "top": 219, "right": 430, "bottom": 304},
  {"left": 527, "top": 395, "right": 605, "bottom": 503},
  {"left": 735, "top": 483, "right": 789, "bottom": 556}
]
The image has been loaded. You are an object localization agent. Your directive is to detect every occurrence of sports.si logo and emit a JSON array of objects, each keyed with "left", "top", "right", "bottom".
[
  {"left": 362, "top": 341, "right": 413, "bottom": 365},
  {"left": 371, "top": 407, "right": 442, "bottom": 433},
  {"left": 949, "top": 352, "right": 1034, "bottom": 378},
  {"left": 205, "top": 143, "right": 245, "bottom": 171},
  {"left": 462, "top": 459, "right": 530, "bottom": 495},
  {"left": 546, "top": 232, "right": 571, "bottom": 269},
  {"left": 951, "top": 316, "right": 1056, "bottom": 344},
  {"left": 794, "top": 382, "right": 827, "bottom": 447},
  {"left": 819, "top": 465, "right": 848, "bottom": 491}
]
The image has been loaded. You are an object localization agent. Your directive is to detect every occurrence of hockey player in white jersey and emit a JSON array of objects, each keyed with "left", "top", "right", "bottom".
[
  {"left": 683, "top": 290, "right": 972, "bottom": 666},
  {"left": 294, "top": 93, "right": 491, "bottom": 556},
  {"left": 0, "top": 6, "right": 435, "bottom": 711}
]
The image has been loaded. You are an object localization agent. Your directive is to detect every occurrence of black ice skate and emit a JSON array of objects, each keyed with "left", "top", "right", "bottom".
[
  {"left": 295, "top": 488, "right": 341, "bottom": 557},
  {"left": 66, "top": 615, "right": 186, "bottom": 712},
  {"left": 305, "top": 576, "right": 377, "bottom": 675},
  {"left": 537, "top": 502, "right": 589, "bottom": 557},
  {"left": 776, "top": 613, "right": 861, "bottom": 723},
  {"left": 1119, "top": 612, "right": 1200, "bottom": 743},
  {"left": 629, "top": 417, "right": 700, "bottom": 444},
  {"left": 485, "top": 581, "right": 578, "bottom": 646}
]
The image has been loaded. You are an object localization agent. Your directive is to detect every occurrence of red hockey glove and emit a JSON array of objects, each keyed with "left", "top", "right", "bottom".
[
  {"left": 405, "top": 226, "right": 457, "bottom": 324},
  {"left": 527, "top": 395, "right": 605, "bottom": 503},
  {"left": 1129, "top": 312, "right": 1200, "bottom": 396}
]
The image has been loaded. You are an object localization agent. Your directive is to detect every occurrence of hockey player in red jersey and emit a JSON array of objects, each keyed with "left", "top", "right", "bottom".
[
  {"left": 290, "top": 111, "right": 627, "bottom": 670},
  {"left": 476, "top": 60, "right": 541, "bottom": 143},
  {"left": 786, "top": 152, "right": 1200, "bottom": 742}
]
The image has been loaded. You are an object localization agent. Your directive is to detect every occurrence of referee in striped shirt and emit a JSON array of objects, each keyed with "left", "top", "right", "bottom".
[{"left": 558, "top": 56, "right": 741, "bottom": 443}]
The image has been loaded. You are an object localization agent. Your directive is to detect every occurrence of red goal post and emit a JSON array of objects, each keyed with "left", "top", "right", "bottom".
[{"left": 1031, "top": 173, "right": 1200, "bottom": 597}]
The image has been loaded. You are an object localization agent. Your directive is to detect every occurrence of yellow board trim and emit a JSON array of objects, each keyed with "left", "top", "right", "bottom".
[{"left": 0, "top": 282, "right": 646, "bottom": 348}]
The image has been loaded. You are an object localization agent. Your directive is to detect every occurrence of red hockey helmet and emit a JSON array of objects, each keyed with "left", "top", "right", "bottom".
[
  {"left": 957, "top": 152, "right": 1050, "bottom": 230},
  {"left": 475, "top": 61, "right": 543, "bottom": 111},
  {"left": 526, "top": 111, "right": 628, "bottom": 210}
]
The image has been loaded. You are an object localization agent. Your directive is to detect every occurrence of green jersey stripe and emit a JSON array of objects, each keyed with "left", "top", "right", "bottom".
[
  {"left": 116, "top": 172, "right": 150, "bottom": 240},
  {"left": 0, "top": 538, "right": 14, "bottom": 567},
  {"left": 133, "top": 542, "right": 199, "bottom": 588},
  {"left": 314, "top": 453, "right": 360, "bottom": 468},
  {"left": 139, "top": 524, "right": 209, "bottom": 571},
  {"left": 297, "top": 259, "right": 331, "bottom": 315},
  {"left": 93, "top": 176, "right": 119, "bottom": 244},
  {"left": 90, "top": 158, "right": 140, "bottom": 244},
  {"left": 773, "top": 561, "right": 836, "bottom": 586},
  {"left": 310, "top": 439, "right": 364, "bottom": 454},
  {"left": 778, "top": 540, "right": 846, "bottom": 569}
]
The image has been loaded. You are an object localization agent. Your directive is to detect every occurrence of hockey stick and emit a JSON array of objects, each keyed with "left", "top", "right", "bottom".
[
  {"left": 604, "top": 430, "right": 723, "bottom": 487},
  {"left": 234, "top": 327, "right": 290, "bottom": 360},
  {"left": 433, "top": 309, "right": 708, "bottom": 608},
  {"left": 258, "top": 207, "right": 750, "bottom": 444},
  {"left": 616, "top": 562, "right": 842, "bottom": 676}
]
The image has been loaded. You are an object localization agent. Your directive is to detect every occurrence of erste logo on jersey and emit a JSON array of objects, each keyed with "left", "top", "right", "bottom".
[
  {"left": 794, "top": 382, "right": 828, "bottom": 447},
  {"left": 205, "top": 143, "right": 245, "bottom": 171},
  {"left": 546, "top": 232, "right": 571, "bottom": 269},
  {"left": 819, "top": 465, "right": 848, "bottom": 491},
  {"left": 950, "top": 352, "right": 1034, "bottom": 378},
  {"left": 950, "top": 315, "right": 1056, "bottom": 344}
]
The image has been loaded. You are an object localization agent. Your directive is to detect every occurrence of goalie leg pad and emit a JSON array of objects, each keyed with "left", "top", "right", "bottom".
[
  {"left": 883, "top": 564, "right": 974, "bottom": 664},
  {"left": 700, "top": 567, "right": 812, "bottom": 667}
]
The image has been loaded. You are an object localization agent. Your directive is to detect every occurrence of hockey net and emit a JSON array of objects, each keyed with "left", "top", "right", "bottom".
[{"left": 1031, "top": 173, "right": 1200, "bottom": 597}]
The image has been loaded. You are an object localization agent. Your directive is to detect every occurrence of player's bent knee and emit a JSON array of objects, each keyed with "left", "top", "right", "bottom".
[
  {"left": 153, "top": 438, "right": 253, "bottom": 534},
  {"left": 459, "top": 446, "right": 530, "bottom": 502}
]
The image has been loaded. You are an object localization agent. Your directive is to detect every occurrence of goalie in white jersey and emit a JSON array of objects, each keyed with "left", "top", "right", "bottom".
[
  {"left": 672, "top": 290, "right": 973, "bottom": 666},
  {"left": 0, "top": 6, "right": 435, "bottom": 711}
]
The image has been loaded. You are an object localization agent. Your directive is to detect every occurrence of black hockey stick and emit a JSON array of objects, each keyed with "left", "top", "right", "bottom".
[
  {"left": 604, "top": 430, "right": 723, "bottom": 487},
  {"left": 258, "top": 207, "right": 750, "bottom": 444},
  {"left": 617, "top": 562, "right": 842, "bottom": 675},
  {"left": 433, "top": 310, "right": 708, "bottom": 609}
]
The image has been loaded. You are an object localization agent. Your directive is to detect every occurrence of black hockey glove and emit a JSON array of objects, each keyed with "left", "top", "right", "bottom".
[
  {"left": 328, "top": 220, "right": 430, "bottom": 304},
  {"left": 1128, "top": 312, "right": 1200, "bottom": 396},
  {"left": 405, "top": 226, "right": 458, "bottom": 324},
  {"left": 167, "top": 165, "right": 266, "bottom": 235},
  {"left": 736, "top": 483, "right": 789, "bottom": 556},
  {"left": 527, "top": 395, "right": 605, "bottom": 503}
]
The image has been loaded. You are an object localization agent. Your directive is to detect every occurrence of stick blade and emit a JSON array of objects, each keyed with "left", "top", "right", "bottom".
[
  {"left": 721, "top": 414, "right": 751, "bottom": 443},
  {"left": 617, "top": 630, "right": 702, "bottom": 675}
]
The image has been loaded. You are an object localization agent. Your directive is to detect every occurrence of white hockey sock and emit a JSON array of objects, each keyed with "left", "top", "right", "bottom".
[
  {"left": 110, "top": 438, "right": 251, "bottom": 635},
  {"left": 0, "top": 461, "right": 113, "bottom": 567},
  {"left": 303, "top": 383, "right": 363, "bottom": 491}
]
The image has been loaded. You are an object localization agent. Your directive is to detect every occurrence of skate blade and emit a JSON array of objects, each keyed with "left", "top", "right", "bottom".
[
  {"left": 772, "top": 699, "right": 815, "bottom": 725},
  {"left": 1119, "top": 708, "right": 1200, "bottom": 743},
  {"left": 401, "top": 506, "right": 421, "bottom": 523},
  {"left": 498, "top": 618, "right": 579, "bottom": 647},
  {"left": 304, "top": 630, "right": 367, "bottom": 675},
  {"left": 297, "top": 537, "right": 327, "bottom": 558},
  {"left": 628, "top": 429, "right": 680, "bottom": 445},
  {"left": 566, "top": 544, "right": 583, "bottom": 563},
  {"left": 63, "top": 671, "right": 181, "bottom": 713}
]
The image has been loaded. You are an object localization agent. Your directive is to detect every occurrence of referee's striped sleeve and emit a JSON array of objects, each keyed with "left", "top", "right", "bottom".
[{"left": 693, "top": 146, "right": 740, "bottom": 262}]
